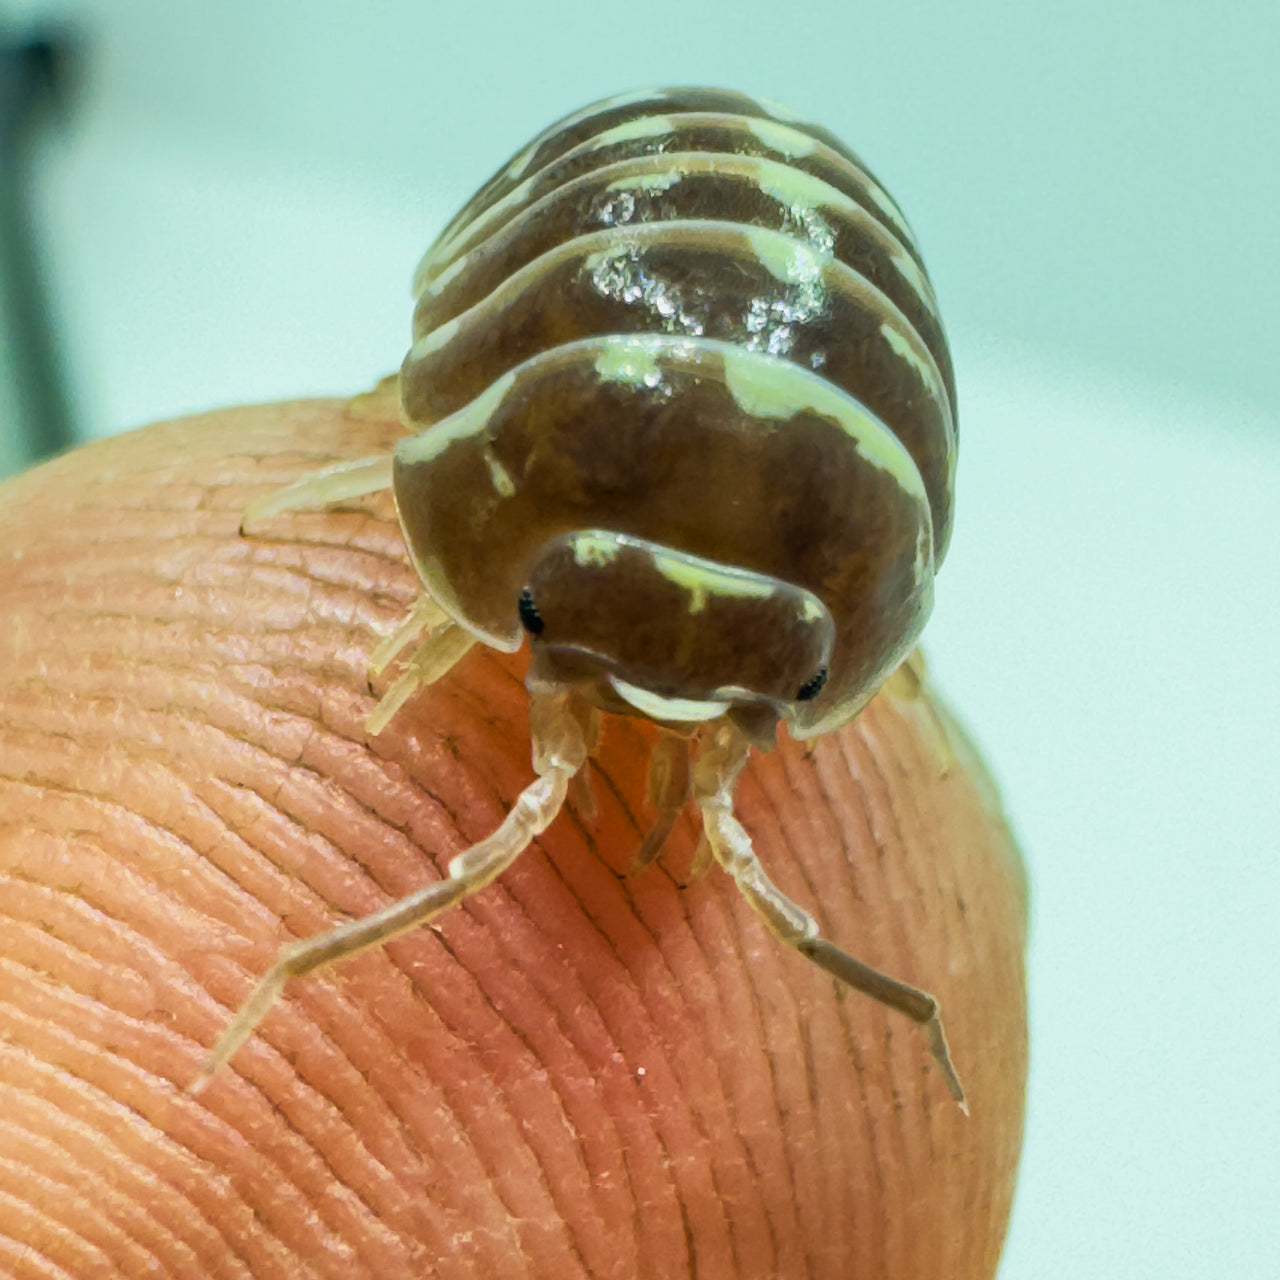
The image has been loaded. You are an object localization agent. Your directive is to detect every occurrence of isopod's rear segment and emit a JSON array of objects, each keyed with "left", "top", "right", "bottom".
[{"left": 396, "top": 87, "right": 956, "bottom": 741}]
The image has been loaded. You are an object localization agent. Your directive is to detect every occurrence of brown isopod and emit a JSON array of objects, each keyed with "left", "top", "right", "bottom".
[{"left": 199, "top": 86, "right": 963, "bottom": 1107}]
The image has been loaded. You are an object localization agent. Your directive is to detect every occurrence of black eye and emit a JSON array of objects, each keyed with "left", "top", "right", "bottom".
[
  {"left": 795, "top": 666, "right": 828, "bottom": 702},
  {"left": 518, "top": 587, "right": 545, "bottom": 635}
]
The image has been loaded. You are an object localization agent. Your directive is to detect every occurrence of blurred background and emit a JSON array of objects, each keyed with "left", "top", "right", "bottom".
[{"left": 1, "top": 1, "right": 1277, "bottom": 1276}]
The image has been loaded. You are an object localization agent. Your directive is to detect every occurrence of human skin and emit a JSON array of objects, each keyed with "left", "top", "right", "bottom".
[{"left": 0, "top": 399, "right": 1027, "bottom": 1280}]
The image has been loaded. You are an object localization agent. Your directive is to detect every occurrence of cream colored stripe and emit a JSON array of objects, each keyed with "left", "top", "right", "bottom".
[{"left": 417, "top": 111, "right": 923, "bottom": 295}]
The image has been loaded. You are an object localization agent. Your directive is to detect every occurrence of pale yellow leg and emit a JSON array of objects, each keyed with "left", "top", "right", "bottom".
[
  {"left": 630, "top": 732, "right": 691, "bottom": 874},
  {"left": 365, "top": 621, "right": 475, "bottom": 736},
  {"left": 193, "top": 689, "right": 588, "bottom": 1087},
  {"left": 367, "top": 594, "right": 451, "bottom": 679},
  {"left": 241, "top": 454, "right": 395, "bottom": 529},
  {"left": 687, "top": 834, "right": 714, "bottom": 881},
  {"left": 567, "top": 704, "right": 604, "bottom": 821},
  {"left": 691, "top": 723, "right": 967, "bottom": 1110}
]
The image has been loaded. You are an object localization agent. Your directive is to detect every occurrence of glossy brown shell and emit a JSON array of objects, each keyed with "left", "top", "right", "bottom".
[{"left": 394, "top": 87, "right": 957, "bottom": 737}]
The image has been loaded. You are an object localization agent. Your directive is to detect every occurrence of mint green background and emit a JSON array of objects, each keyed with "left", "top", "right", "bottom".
[{"left": 1, "top": 2, "right": 1277, "bottom": 1276}]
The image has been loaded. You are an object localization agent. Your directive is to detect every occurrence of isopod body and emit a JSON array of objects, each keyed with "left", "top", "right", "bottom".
[{"left": 208, "top": 86, "right": 964, "bottom": 1106}]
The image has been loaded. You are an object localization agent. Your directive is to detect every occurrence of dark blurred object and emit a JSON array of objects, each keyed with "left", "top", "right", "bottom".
[{"left": 1, "top": 25, "right": 80, "bottom": 467}]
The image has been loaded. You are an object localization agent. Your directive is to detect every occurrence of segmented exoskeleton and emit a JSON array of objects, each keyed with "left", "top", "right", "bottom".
[{"left": 203, "top": 86, "right": 963, "bottom": 1106}]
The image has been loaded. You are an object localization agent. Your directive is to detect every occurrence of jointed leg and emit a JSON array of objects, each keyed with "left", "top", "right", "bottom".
[
  {"left": 567, "top": 703, "right": 604, "bottom": 821},
  {"left": 630, "top": 732, "right": 691, "bottom": 874},
  {"left": 240, "top": 454, "right": 395, "bottom": 529},
  {"left": 367, "top": 593, "right": 450, "bottom": 679},
  {"left": 687, "top": 834, "right": 715, "bottom": 882},
  {"left": 365, "top": 620, "right": 475, "bottom": 736},
  {"left": 194, "top": 689, "right": 588, "bottom": 1087},
  {"left": 691, "top": 723, "right": 967, "bottom": 1109},
  {"left": 237, "top": 453, "right": 465, "bottom": 737}
]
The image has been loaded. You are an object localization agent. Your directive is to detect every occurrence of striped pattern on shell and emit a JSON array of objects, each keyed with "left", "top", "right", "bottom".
[{"left": 394, "top": 86, "right": 957, "bottom": 739}]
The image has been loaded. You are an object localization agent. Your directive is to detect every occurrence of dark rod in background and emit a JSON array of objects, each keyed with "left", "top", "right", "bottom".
[{"left": 0, "top": 29, "right": 78, "bottom": 465}]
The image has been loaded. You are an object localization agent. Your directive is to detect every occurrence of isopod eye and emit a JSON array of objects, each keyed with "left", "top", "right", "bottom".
[
  {"left": 517, "top": 586, "right": 545, "bottom": 635},
  {"left": 795, "top": 666, "right": 828, "bottom": 702}
]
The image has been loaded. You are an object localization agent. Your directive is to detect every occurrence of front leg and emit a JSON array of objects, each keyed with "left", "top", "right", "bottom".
[
  {"left": 193, "top": 688, "right": 587, "bottom": 1087},
  {"left": 691, "top": 723, "right": 967, "bottom": 1109}
]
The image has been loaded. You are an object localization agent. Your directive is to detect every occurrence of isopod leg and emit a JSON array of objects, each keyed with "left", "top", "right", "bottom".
[
  {"left": 567, "top": 702, "right": 604, "bottom": 821},
  {"left": 241, "top": 453, "right": 395, "bottom": 529},
  {"left": 795, "top": 937, "right": 965, "bottom": 1110},
  {"left": 687, "top": 833, "right": 714, "bottom": 881},
  {"left": 194, "top": 689, "right": 588, "bottom": 1086},
  {"left": 365, "top": 620, "right": 474, "bottom": 736},
  {"left": 630, "top": 732, "right": 691, "bottom": 874},
  {"left": 691, "top": 723, "right": 967, "bottom": 1110},
  {"left": 367, "top": 593, "right": 451, "bottom": 678}
]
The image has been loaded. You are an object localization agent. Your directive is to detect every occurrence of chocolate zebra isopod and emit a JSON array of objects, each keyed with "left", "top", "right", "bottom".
[{"left": 200, "top": 86, "right": 963, "bottom": 1107}]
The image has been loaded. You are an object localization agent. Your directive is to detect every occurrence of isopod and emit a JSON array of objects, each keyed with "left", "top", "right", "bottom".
[{"left": 201, "top": 86, "right": 963, "bottom": 1106}]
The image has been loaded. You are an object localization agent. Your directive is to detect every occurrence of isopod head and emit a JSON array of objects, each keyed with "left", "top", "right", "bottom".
[{"left": 520, "top": 528, "right": 835, "bottom": 744}]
